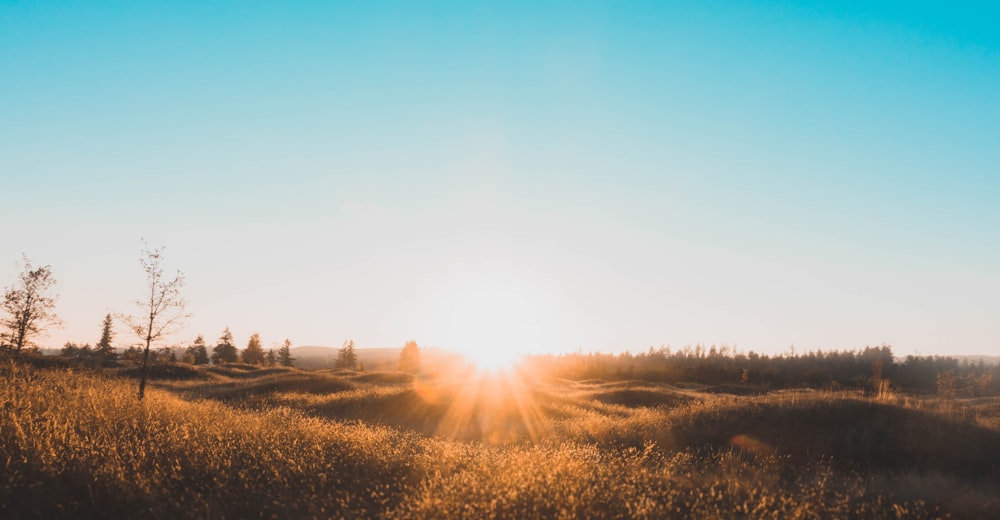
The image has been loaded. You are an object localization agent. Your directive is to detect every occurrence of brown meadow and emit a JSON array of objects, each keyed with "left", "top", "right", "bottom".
[{"left": 3, "top": 356, "right": 999, "bottom": 519}]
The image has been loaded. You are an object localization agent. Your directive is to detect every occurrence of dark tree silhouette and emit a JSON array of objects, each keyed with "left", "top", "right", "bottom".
[
  {"left": 241, "top": 332, "right": 265, "bottom": 365},
  {"left": 121, "top": 244, "right": 189, "bottom": 401},
  {"left": 122, "top": 345, "right": 143, "bottom": 364},
  {"left": 335, "top": 339, "right": 358, "bottom": 370},
  {"left": 1, "top": 256, "right": 60, "bottom": 358},
  {"left": 60, "top": 341, "right": 92, "bottom": 360},
  {"left": 186, "top": 335, "right": 210, "bottom": 365},
  {"left": 277, "top": 338, "right": 295, "bottom": 367},
  {"left": 211, "top": 327, "right": 239, "bottom": 364},
  {"left": 95, "top": 313, "right": 116, "bottom": 363}
]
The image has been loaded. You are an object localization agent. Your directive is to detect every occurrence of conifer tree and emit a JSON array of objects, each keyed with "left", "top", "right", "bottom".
[
  {"left": 241, "top": 332, "right": 265, "bottom": 365},
  {"left": 277, "top": 338, "right": 295, "bottom": 367},
  {"left": 95, "top": 313, "right": 116, "bottom": 362},
  {"left": 60, "top": 342, "right": 82, "bottom": 359},
  {"left": 335, "top": 339, "right": 358, "bottom": 370},
  {"left": 186, "top": 334, "right": 209, "bottom": 365},
  {"left": 399, "top": 340, "right": 421, "bottom": 374},
  {"left": 211, "top": 326, "right": 239, "bottom": 364}
]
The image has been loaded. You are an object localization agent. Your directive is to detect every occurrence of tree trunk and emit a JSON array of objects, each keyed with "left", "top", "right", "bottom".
[
  {"left": 14, "top": 325, "right": 25, "bottom": 360},
  {"left": 138, "top": 337, "right": 152, "bottom": 401},
  {"left": 138, "top": 286, "right": 156, "bottom": 401}
]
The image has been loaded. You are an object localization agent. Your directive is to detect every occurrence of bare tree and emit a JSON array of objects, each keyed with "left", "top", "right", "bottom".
[
  {"left": 1, "top": 255, "right": 60, "bottom": 358},
  {"left": 121, "top": 244, "right": 189, "bottom": 400}
]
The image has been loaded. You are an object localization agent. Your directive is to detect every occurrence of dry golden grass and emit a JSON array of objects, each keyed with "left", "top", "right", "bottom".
[{"left": 3, "top": 358, "right": 999, "bottom": 518}]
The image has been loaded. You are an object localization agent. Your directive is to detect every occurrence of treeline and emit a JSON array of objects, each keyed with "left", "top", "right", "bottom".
[
  {"left": 57, "top": 321, "right": 297, "bottom": 368},
  {"left": 525, "top": 345, "right": 1000, "bottom": 396},
  {"left": 56, "top": 318, "right": 426, "bottom": 375}
]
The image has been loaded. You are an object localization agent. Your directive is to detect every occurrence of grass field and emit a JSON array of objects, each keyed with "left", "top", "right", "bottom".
[{"left": 3, "top": 357, "right": 999, "bottom": 518}]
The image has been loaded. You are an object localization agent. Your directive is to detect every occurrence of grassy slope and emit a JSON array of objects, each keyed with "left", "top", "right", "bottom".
[{"left": 3, "top": 359, "right": 999, "bottom": 519}]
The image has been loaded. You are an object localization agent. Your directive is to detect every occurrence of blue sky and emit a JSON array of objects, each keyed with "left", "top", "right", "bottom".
[{"left": 1, "top": 1, "right": 998, "bottom": 356}]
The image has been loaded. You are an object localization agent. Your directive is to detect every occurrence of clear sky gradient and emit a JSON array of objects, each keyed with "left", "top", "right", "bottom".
[{"left": 2, "top": 1, "right": 998, "bottom": 357}]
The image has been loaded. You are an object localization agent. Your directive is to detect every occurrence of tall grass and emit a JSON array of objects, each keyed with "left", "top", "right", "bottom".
[
  {"left": 3, "top": 359, "right": 998, "bottom": 518},
  {"left": 2, "top": 361, "right": 421, "bottom": 518}
]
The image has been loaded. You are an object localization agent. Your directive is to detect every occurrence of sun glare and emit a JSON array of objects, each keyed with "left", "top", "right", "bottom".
[
  {"left": 465, "top": 346, "right": 522, "bottom": 373},
  {"left": 441, "top": 269, "right": 547, "bottom": 373}
]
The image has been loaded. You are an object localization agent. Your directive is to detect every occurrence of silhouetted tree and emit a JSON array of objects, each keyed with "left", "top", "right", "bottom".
[
  {"left": 60, "top": 342, "right": 78, "bottom": 358},
  {"left": 122, "top": 345, "right": 143, "bottom": 364},
  {"left": 186, "top": 335, "right": 210, "bottom": 365},
  {"left": 156, "top": 346, "right": 177, "bottom": 362},
  {"left": 399, "top": 340, "right": 420, "bottom": 373},
  {"left": 242, "top": 332, "right": 265, "bottom": 365},
  {"left": 265, "top": 349, "right": 277, "bottom": 367},
  {"left": 1, "top": 256, "right": 60, "bottom": 358},
  {"left": 121, "top": 244, "right": 189, "bottom": 401},
  {"left": 60, "top": 342, "right": 93, "bottom": 360},
  {"left": 95, "top": 313, "right": 116, "bottom": 363},
  {"left": 335, "top": 339, "right": 358, "bottom": 370},
  {"left": 277, "top": 338, "right": 295, "bottom": 367},
  {"left": 211, "top": 327, "right": 239, "bottom": 364}
]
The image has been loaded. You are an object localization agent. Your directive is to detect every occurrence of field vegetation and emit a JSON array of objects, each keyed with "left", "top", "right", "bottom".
[{"left": 3, "top": 347, "right": 1000, "bottom": 519}]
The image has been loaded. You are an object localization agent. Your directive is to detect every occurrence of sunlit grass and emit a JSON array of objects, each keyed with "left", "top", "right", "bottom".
[{"left": 3, "top": 358, "right": 998, "bottom": 518}]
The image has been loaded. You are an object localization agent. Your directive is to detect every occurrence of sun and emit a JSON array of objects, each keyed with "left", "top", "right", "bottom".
[
  {"left": 440, "top": 269, "right": 547, "bottom": 373},
  {"left": 463, "top": 345, "right": 523, "bottom": 373}
]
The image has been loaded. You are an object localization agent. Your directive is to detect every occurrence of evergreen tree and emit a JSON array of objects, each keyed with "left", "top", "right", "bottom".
[
  {"left": 335, "top": 339, "right": 358, "bottom": 370},
  {"left": 265, "top": 349, "right": 277, "bottom": 367},
  {"left": 399, "top": 340, "right": 421, "bottom": 374},
  {"left": 95, "top": 313, "right": 117, "bottom": 363},
  {"left": 156, "top": 346, "right": 177, "bottom": 362},
  {"left": 211, "top": 326, "right": 239, "bottom": 364},
  {"left": 122, "top": 345, "right": 143, "bottom": 364},
  {"left": 277, "top": 338, "right": 295, "bottom": 367},
  {"left": 241, "top": 332, "right": 265, "bottom": 365},
  {"left": 219, "top": 327, "right": 234, "bottom": 346},
  {"left": 186, "top": 334, "right": 210, "bottom": 365},
  {"left": 60, "top": 342, "right": 81, "bottom": 359}
]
